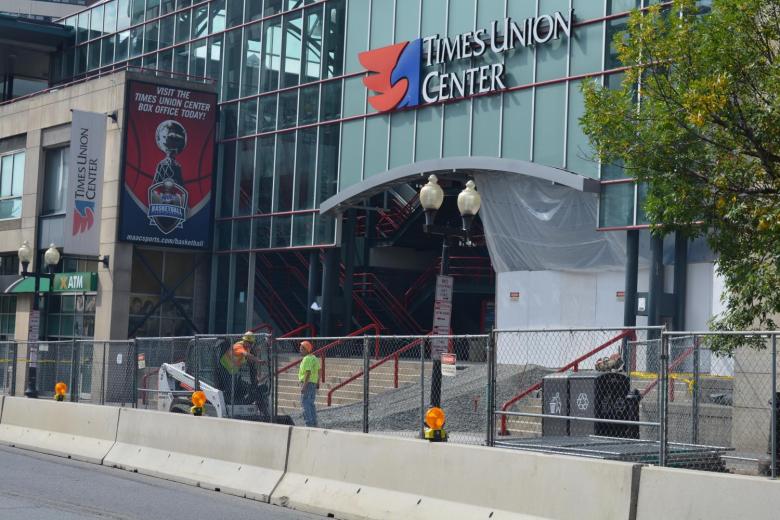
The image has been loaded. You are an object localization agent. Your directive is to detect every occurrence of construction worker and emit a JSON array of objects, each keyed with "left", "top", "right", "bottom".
[
  {"left": 218, "top": 331, "right": 266, "bottom": 412},
  {"left": 299, "top": 340, "right": 320, "bottom": 427}
]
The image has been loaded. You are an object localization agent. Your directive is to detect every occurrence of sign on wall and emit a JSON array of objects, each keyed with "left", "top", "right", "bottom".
[
  {"left": 65, "top": 110, "right": 107, "bottom": 256},
  {"left": 119, "top": 81, "right": 217, "bottom": 249},
  {"left": 359, "top": 10, "right": 573, "bottom": 112}
]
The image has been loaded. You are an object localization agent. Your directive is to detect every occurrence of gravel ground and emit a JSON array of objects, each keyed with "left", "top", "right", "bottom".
[{"left": 287, "top": 363, "right": 552, "bottom": 445}]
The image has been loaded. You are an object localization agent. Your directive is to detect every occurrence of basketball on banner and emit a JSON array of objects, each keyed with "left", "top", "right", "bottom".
[{"left": 119, "top": 81, "right": 216, "bottom": 248}]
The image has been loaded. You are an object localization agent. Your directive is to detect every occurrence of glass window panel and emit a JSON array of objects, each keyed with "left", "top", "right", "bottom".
[
  {"left": 471, "top": 95, "right": 501, "bottom": 157},
  {"left": 131, "top": 250, "right": 163, "bottom": 293},
  {"left": 294, "top": 128, "right": 317, "bottom": 210},
  {"left": 115, "top": 31, "right": 130, "bottom": 62},
  {"left": 101, "top": 34, "right": 115, "bottom": 65},
  {"left": 237, "top": 139, "right": 255, "bottom": 215},
  {"left": 233, "top": 219, "right": 251, "bottom": 249},
  {"left": 158, "top": 48, "right": 173, "bottom": 71},
  {"left": 636, "top": 182, "right": 649, "bottom": 224},
  {"left": 369, "top": 0, "right": 393, "bottom": 48},
  {"left": 259, "top": 94, "right": 277, "bottom": 132},
  {"left": 364, "top": 115, "right": 388, "bottom": 178},
  {"left": 536, "top": 29, "right": 568, "bottom": 82},
  {"left": 207, "top": 35, "right": 223, "bottom": 84},
  {"left": 320, "top": 79, "right": 341, "bottom": 121},
  {"left": 389, "top": 111, "right": 414, "bottom": 169},
  {"left": 219, "top": 142, "right": 236, "bottom": 217},
  {"left": 226, "top": 0, "right": 244, "bottom": 28},
  {"left": 11, "top": 152, "right": 22, "bottom": 196},
  {"left": 129, "top": 26, "right": 144, "bottom": 58},
  {"left": 239, "top": 99, "right": 258, "bottom": 136},
  {"left": 260, "top": 17, "right": 282, "bottom": 91},
  {"left": 292, "top": 214, "right": 314, "bottom": 246},
  {"left": 322, "top": 0, "right": 345, "bottom": 78},
  {"left": 442, "top": 101, "right": 469, "bottom": 158},
  {"left": 339, "top": 120, "right": 362, "bottom": 190},
  {"left": 189, "top": 38, "right": 207, "bottom": 77},
  {"left": 533, "top": 83, "right": 566, "bottom": 167},
  {"left": 0, "top": 155, "right": 12, "bottom": 196},
  {"left": 175, "top": 8, "right": 191, "bottom": 45},
  {"left": 599, "top": 183, "right": 634, "bottom": 227},
  {"left": 192, "top": 4, "right": 209, "bottom": 37},
  {"left": 0, "top": 199, "right": 21, "bottom": 219},
  {"left": 210, "top": 0, "right": 226, "bottom": 33},
  {"left": 77, "top": 11, "right": 90, "bottom": 44},
  {"left": 144, "top": 21, "right": 160, "bottom": 55},
  {"left": 90, "top": 5, "right": 104, "bottom": 40},
  {"left": 173, "top": 44, "right": 189, "bottom": 74},
  {"left": 272, "top": 215, "right": 292, "bottom": 248},
  {"left": 131, "top": 0, "right": 146, "bottom": 24},
  {"left": 274, "top": 132, "right": 295, "bottom": 211},
  {"left": 282, "top": 12, "right": 303, "bottom": 87},
  {"left": 146, "top": 0, "right": 160, "bottom": 18},
  {"left": 567, "top": 81, "right": 598, "bottom": 178},
  {"left": 88, "top": 41, "right": 102, "bottom": 70},
  {"left": 394, "top": 0, "right": 419, "bottom": 42},
  {"left": 415, "top": 105, "right": 442, "bottom": 162},
  {"left": 314, "top": 214, "right": 335, "bottom": 245},
  {"left": 264, "top": 0, "right": 282, "bottom": 16},
  {"left": 573, "top": 0, "right": 604, "bottom": 19},
  {"left": 161, "top": 0, "right": 175, "bottom": 14},
  {"left": 220, "top": 102, "right": 238, "bottom": 140},
  {"left": 159, "top": 14, "right": 174, "bottom": 48},
  {"left": 252, "top": 217, "right": 271, "bottom": 249},
  {"left": 246, "top": 0, "right": 262, "bottom": 21},
  {"left": 342, "top": 76, "right": 365, "bottom": 117},
  {"left": 344, "top": 0, "right": 368, "bottom": 74},
  {"left": 570, "top": 22, "right": 602, "bottom": 76},
  {"left": 232, "top": 254, "right": 248, "bottom": 329},
  {"left": 501, "top": 89, "right": 532, "bottom": 161},
  {"left": 606, "top": 19, "right": 628, "bottom": 69},
  {"left": 277, "top": 90, "right": 298, "bottom": 129},
  {"left": 303, "top": 8, "right": 322, "bottom": 82},
  {"left": 223, "top": 29, "right": 242, "bottom": 100},
  {"left": 316, "top": 123, "right": 339, "bottom": 205},
  {"left": 75, "top": 45, "right": 87, "bottom": 75},
  {"left": 255, "top": 135, "right": 275, "bottom": 213},
  {"left": 609, "top": 0, "right": 641, "bottom": 15},
  {"left": 43, "top": 148, "right": 67, "bottom": 215},
  {"left": 241, "top": 23, "right": 262, "bottom": 97},
  {"left": 142, "top": 53, "right": 158, "bottom": 70},
  {"left": 216, "top": 221, "right": 232, "bottom": 249},
  {"left": 298, "top": 84, "right": 319, "bottom": 125},
  {"left": 117, "top": 0, "right": 131, "bottom": 30},
  {"left": 164, "top": 252, "right": 195, "bottom": 295}
]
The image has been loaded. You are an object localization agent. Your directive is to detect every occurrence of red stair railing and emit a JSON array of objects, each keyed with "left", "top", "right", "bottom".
[
  {"left": 275, "top": 324, "right": 381, "bottom": 383},
  {"left": 498, "top": 329, "right": 636, "bottom": 436}
]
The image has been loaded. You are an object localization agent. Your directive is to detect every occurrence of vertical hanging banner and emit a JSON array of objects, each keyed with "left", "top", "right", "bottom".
[
  {"left": 65, "top": 110, "right": 107, "bottom": 256},
  {"left": 119, "top": 81, "right": 217, "bottom": 248}
]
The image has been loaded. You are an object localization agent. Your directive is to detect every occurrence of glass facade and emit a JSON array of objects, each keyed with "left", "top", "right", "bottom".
[
  {"left": 49, "top": 0, "right": 673, "bottom": 331},
  {"left": 0, "top": 150, "right": 24, "bottom": 220}
]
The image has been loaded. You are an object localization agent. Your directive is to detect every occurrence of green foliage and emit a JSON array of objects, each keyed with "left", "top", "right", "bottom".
[{"left": 582, "top": 0, "right": 780, "bottom": 342}]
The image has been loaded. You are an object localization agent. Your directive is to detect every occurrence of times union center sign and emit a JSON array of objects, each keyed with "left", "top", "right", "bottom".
[{"left": 359, "top": 10, "right": 573, "bottom": 112}]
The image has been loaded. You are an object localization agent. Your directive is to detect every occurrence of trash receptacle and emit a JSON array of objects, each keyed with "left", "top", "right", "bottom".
[
  {"left": 542, "top": 373, "right": 570, "bottom": 436},
  {"left": 542, "top": 371, "right": 639, "bottom": 439}
]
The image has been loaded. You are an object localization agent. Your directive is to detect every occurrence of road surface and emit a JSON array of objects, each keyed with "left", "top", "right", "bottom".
[{"left": 0, "top": 445, "right": 320, "bottom": 520}]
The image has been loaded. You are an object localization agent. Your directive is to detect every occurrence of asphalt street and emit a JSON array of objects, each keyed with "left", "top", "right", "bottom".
[{"left": 0, "top": 445, "right": 321, "bottom": 520}]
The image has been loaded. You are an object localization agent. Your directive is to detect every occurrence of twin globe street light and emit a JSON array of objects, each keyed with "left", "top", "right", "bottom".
[
  {"left": 18, "top": 240, "right": 61, "bottom": 398},
  {"left": 418, "top": 175, "right": 481, "bottom": 409}
]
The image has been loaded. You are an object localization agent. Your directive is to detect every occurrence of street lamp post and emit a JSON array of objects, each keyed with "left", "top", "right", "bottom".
[
  {"left": 419, "top": 175, "right": 481, "bottom": 408},
  {"left": 18, "top": 241, "right": 61, "bottom": 398}
]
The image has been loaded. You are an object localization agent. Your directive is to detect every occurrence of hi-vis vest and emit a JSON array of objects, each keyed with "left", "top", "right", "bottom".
[{"left": 220, "top": 342, "right": 247, "bottom": 375}]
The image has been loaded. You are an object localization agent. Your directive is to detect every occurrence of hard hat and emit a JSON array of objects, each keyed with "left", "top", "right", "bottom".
[
  {"left": 300, "top": 340, "right": 314, "bottom": 353},
  {"left": 242, "top": 331, "right": 256, "bottom": 344}
]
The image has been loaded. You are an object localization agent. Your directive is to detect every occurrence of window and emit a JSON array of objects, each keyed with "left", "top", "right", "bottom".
[
  {"left": 0, "top": 150, "right": 24, "bottom": 219},
  {"left": 43, "top": 147, "right": 68, "bottom": 215}
]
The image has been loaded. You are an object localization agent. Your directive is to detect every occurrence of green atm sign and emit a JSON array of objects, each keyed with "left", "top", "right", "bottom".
[{"left": 8, "top": 272, "right": 98, "bottom": 293}]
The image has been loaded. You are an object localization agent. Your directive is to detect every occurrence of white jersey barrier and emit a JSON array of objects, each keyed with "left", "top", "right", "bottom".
[
  {"left": 270, "top": 427, "right": 640, "bottom": 520},
  {"left": 636, "top": 466, "right": 780, "bottom": 520},
  {"left": 103, "top": 408, "right": 290, "bottom": 502},
  {"left": 0, "top": 396, "right": 119, "bottom": 464}
]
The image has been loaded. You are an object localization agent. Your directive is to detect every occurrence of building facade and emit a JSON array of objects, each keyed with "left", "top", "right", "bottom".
[{"left": 0, "top": 0, "right": 721, "bottom": 349}]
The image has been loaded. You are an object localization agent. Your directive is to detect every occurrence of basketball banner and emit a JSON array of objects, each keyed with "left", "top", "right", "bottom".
[
  {"left": 119, "top": 81, "right": 217, "bottom": 248},
  {"left": 65, "top": 110, "right": 106, "bottom": 257}
]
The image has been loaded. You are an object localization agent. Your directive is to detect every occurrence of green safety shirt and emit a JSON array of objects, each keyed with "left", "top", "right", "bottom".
[{"left": 298, "top": 354, "right": 320, "bottom": 384}]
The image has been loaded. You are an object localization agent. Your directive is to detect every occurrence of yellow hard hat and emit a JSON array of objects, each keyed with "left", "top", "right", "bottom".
[{"left": 242, "top": 331, "right": 256, "bottom": 344}]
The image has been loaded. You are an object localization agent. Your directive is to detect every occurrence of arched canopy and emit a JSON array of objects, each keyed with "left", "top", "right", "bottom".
[{"left": 318, "top": 156, "right": 600, "bottom": 215}]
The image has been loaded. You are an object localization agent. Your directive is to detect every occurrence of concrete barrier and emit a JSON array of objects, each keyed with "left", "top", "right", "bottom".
[
  {"left": 103, "top": 408, "right": 290, "bottom": 502},
  {"left": 636, "top": 466, "right": 780, "bottom": 519},
  {"left": 0, "top": 396, "right": 119, "bottom": 464},
  {"left": 271, "top": 428, "right": 640, "bottom": 520}
]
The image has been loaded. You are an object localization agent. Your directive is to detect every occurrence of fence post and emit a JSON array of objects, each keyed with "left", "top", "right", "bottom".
[
  {"left": 69, "top": 339, "right": 78, "bottom": 402},
  {"left": 131, "top": 340, "right": 138, "bottom": 409},
  {"left": 771, "top": 333, "right": 777, "bottom": 480},
  {"left": 10, "top": 341, "right": 17, "bottom": 396},
  {"left": 486, "top": 332, "right": 495, "bottom": 447},
  {"left": 692, "top": 335, "right": 700, "bottom": 444},
  {"left": 659, "top": 333, "right": 669, "bottom": 467},
  {"left": 363, "top": 336, "right": 370, "bottom": 434},
  {"left": 271, "top": 337, "right": 278, "bottom": 423},
  {"left": 100, "top": 343, "right": 107, "bottom": 405},
  {"left": 420, "top": 337, "right": 426, "bottom": 440}
]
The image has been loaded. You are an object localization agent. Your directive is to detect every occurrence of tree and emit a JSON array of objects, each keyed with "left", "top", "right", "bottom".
[{"left": 581, "top": 0, "right": 780, "bottom": 335}]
